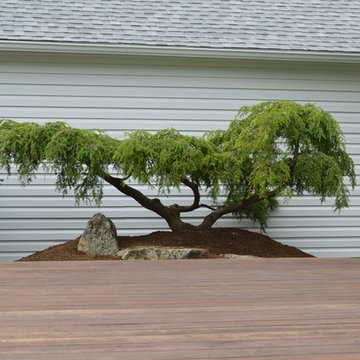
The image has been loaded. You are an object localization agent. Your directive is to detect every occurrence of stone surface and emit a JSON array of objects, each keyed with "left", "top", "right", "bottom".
[
  {"left": 220, "top": 254, "right": 258, "bottom": 259},
  {"left": 117, "top": 246, "right": 208, "bottom": 260},
  {"left": 78, "top": 213, "right": 119, "bottom": 257}
]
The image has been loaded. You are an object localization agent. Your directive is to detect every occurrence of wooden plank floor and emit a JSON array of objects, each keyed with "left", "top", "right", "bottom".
[{"left": 1, "top": 258, "right": 360, "bottom": 359}]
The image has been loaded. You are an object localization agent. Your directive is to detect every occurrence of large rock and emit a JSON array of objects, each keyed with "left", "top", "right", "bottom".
[
  {"left": 117, "top": 246, "right": 208, "bottom": 260},
  {"left": 78, "top": 213, "right": 119, "bottom": 256}
]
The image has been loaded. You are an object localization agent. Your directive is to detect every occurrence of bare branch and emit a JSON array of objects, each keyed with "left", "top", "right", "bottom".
[
  {"left": 101, "top": 173, "right": 168, "bottom": 217},
  {"left": 174, "top": 178, "right": 201, "bottom": 213},
  {"left": 199, "top": 203, "right": 217, "bottom": 211}
]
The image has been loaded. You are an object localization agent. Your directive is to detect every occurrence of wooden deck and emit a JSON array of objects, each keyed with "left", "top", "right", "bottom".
[{"left": 1, "top": 258, "right": 360, "bottom": 359}]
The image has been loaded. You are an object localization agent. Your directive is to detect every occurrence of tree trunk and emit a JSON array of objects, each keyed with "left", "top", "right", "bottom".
[
  {"left": 164, "top": 215, "right": 197, "bottom": 232},
  {"left": 102, "top": 173, "right": 198, "bottom": 232},
  {"left": 102, "top": 173, "right": 280, "bottom": 232}
]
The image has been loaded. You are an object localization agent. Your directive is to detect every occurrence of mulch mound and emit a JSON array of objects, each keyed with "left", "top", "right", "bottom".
[{"left": 17, "top": 227, "right": 313, "bottom": 261}]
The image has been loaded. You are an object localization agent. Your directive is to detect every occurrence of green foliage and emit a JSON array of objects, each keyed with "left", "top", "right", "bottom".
[
  {"left": 113, "top": 128, "right": 221, "bottom": 193},
  {"left": 236, "top": 198, "right": 279, "bottom": 228},
  {"left": 0, "top": 100, "right": 356, "bottom": 230},
  {"left": 205, "top": 101, "right": 355, "bottom": 226},
  {"left": 0, "top": 120, "right": 118, "bottom": 205}
]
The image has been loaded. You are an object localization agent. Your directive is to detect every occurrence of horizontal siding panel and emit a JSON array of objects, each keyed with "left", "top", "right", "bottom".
[
  {"left": 263, "top": 217, "right": 360, "bottom": 227},
  {"left": 300, "top": 249, "right": 360, "bottom": 257},
  {"left": 344, "top": 134, "right": 360, "bottom": 144},
  {"left": 0, "top": 74, "right": 360, "bottom": 98},
  {"left": 0, "top": 229, "right": 343, "bottom": 243},
  {"left": 1, "top": 73, "right": 360, "bottom": 91},
  {"left": 0, "top": 230, "right": 83, "bottom": 240},
  {"left": 3, "top": 195, "right": 360, "bottom": 207},
  {"left": 0, "top": 206, "right": 359, "bottom": 220},
  {"left": 2, "top": 216, "right": 360, "bottom": 232},
  {"left": 269, "top": 207, "right": 359, "bottom": 217},
  {"left": 0, "top": 217, "right": 238, "bottom": 232},
  {"left": 1, "top": 216, "right": 360, "bottom": 231},
  {"left": 268, "top": 227, "right": 360, "bottom": 239},
  {"left": 4, "top": 112, "right": 360, "bottom": 123},
  {"left": 0, "top": 208, "right": 214, "bottom": 219},
  {"left": 342, "top": 145, "right": 360, "bottom": 155},
  {"left": 341, "top": 124, "right": 360, "bottom": 133},
  {"left": 1, "top": 98, "right": 360, "bottom": 113},
  {"left": 1, "top": 87, "right": 360, "bottom": 102},
  {"left": 0, "top": 107, "right": 236, "bottom": 120},
  {"left": 0, "top": 253, "right": 29, "bottom": 261},
  {"left": 276, "top": 238, "right": 360, "bottom": 248},
  {"left": 0, "top": 241, "right": 62, "bottom": 252},
  {"left": 2, "top": 109, "right": 358, "bottom": 123},
  {"left": 1, "top": 60, "right": 359, "bottom": 79},
  {"left": 6, "top": 118, "right": 231, "bottom": 131}
]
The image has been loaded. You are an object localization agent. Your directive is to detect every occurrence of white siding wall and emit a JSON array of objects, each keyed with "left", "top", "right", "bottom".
[{"left": 0, "top": 52, "right": 359, "bottom": 261}]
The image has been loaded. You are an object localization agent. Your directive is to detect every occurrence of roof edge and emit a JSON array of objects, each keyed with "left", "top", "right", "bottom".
[{"left": 0, "top": 40, "right": 360, "bottom": 63}]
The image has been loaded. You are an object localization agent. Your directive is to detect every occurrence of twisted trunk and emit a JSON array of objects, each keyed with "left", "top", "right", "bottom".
[
  {"left": 101, "top": 173, "right": 282, "bottom": 231},
  {"left": 101, "top": 173, "right": 196, "bottom": 231}
]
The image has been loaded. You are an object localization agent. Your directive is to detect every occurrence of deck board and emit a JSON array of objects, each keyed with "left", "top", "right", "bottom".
[{"left": 1, "top": 258, "right": 360, "bottom": 359}]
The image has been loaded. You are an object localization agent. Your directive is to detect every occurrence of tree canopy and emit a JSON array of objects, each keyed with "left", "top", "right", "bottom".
[{"left": 0, "top": 100, "right": 356, "bottom": 231}]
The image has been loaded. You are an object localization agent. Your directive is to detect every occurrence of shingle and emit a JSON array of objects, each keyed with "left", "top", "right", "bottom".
[{"left": 0, "top": 0, "right": 359, "bottom": 53}]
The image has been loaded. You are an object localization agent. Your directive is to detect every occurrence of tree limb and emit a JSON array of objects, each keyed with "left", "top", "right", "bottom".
[
  {"left": 101, "top": 173, "right": 169, "bottom": 218},
  {"left": 199, "top": 187, "right": 282, "bottom": 229},
  {"left": 199, "top": 203, "right": 217, "bottom": 211},
  {"left": 173, "top": 178, "right": 201, "bottom": 213}
]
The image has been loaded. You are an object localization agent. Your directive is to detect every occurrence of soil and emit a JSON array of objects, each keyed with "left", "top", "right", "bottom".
[{"left": 17, "top": 227, "right": 313, "bottom": 261}]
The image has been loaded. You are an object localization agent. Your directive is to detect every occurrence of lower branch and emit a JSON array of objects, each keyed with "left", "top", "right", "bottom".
[
  {"left": 101, "top": 173, "right": 196, "bottom": 231},
  {"left": 199, "top": 155, "right": 298, "bottom": 229},
  {"left": 101, "top": 173, "right": 169, "bottom": 218},
  {"left": 199, "top": 188, "right": 281, "bottom": 229}
]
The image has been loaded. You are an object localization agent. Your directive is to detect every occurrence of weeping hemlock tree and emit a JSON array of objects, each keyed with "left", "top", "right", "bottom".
[{"left": 0, "top": 101, "right": 356, "bottom": 231}]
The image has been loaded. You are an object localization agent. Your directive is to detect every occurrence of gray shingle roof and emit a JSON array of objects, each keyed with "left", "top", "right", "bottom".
[{"left": 1, "top": 0, "right": 359, "bottom": 53}]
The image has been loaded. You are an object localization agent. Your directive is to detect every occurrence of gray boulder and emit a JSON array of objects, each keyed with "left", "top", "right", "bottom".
[
  {"left": 117, "top": 246, "right": 208, "bottom": 260},
  {"left": 78, "top": 213, "right": 119, "bottom": 256}
]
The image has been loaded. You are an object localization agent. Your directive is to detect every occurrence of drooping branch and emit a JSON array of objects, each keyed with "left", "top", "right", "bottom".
[
  {"left": 198, "top": 149, "right": 300, "bottom": 229},
  {"left": 199, "top": 188, "right": 282, "bottom": 229}
]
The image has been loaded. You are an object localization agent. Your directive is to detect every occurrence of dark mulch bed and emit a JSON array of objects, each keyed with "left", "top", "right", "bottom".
[{"left": 17, "top": 227, "right": 313, "bottom": 261}]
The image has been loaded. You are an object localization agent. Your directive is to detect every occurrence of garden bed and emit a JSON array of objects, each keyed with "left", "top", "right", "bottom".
[{"left": 17, "top": 227, "right": 313, "bottom": 261}]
